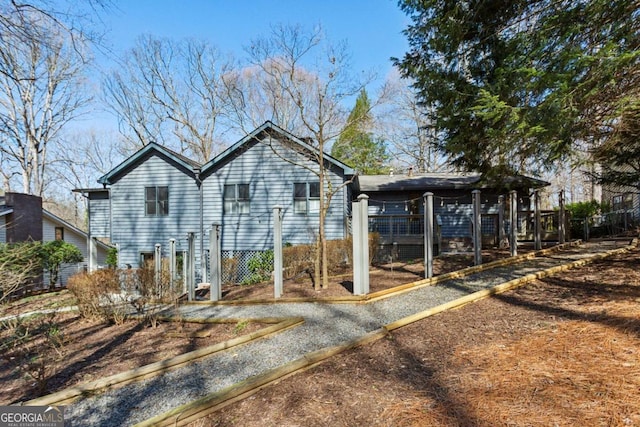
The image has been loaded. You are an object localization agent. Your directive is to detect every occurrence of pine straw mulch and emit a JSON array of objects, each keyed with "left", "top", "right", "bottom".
[
  {"left": 193, "top": 248, "right": 640, "bottom": 427},
  {"left": 0, "top": 305, "right": 266, "bottom": 405}
]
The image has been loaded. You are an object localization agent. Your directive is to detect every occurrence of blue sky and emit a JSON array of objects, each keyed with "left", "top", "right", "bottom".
[{"left": 100, "top": 0, "right": 410, "bottom": 84}]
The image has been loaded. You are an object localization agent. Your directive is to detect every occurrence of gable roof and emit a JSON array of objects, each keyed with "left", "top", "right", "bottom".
[
  {"left": 356, "top": 173, "right": 549, "bottom": 192},
  {"left": 201, "top": 121, "right": 355, "bottom": 177},
  {"left": 98, "top": 142, "right": 202, "bottom": 186},
  {"left": 42, "top": 209, "right": 112, "bottom": 251}
]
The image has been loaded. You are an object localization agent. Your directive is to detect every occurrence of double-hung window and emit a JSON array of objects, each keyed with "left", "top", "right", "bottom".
[
  {"left": 224, "top": 184, "right": 250, "bottom": 214},
  {"left": 145, "top": 186, "right": 169, "bottom": 216},
  {"left": 293, "top": 182, "right": 320, "bottom": 214}
]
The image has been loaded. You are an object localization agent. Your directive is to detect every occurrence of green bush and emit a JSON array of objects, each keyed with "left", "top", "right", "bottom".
[{"left": 242, "top": 250, "right": 274, "bottom": 285}]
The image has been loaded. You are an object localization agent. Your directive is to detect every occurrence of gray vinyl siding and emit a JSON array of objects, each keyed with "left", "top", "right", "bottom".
[
  {"left": 202, "top": 137, "right": 348, "bottom": 252},
  {"left": 89, "top": 191, "right": 111, "bottom": 239},
  {"left": 109, "top": 154, "right": 201, "bottom": 269}
]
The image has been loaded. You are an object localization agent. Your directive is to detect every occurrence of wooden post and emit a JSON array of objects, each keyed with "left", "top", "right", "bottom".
[
  {"left": 273, "top": 207, "right": 283, "bottom": 299},
  {"left": 359, "top": 194, "right": 370, "bottom": 295},
  {"left": 534, "top": 189, "right": 542, "bottom": 250},
  {"left": 472, "top": 190, "right": 482, "bottom": 265},
  {"left": 352, "top": 199, "right": 362, "bottom": 295},
  {"left": 154, "top": 243, "right": 161, "bottom": 295},
  {"left": 498, "top": 195, "right": 505, "bottom": 245},
  {"left": 510, "top": 190, "right": 518, "bottom": 257},
  {"left": 209, "top": 224, "right": 221, "bottom": 301},
  {"left": 423, "top": 192, "right": 434, "bottom": 279},
  {"left": 558, "top": 190, "right": 565, "bottom": 244},
  {"left": 187, "top": 232, "right": 195, "bottom": 301},
  {"left": 89, "top": 237, "right": 98, "bottom": 272},
  {"left": 169, "top": 238, "right": 176, "bottom": 291}
]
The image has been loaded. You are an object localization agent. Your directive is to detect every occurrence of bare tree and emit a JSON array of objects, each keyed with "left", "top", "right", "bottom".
[
  {"left": 227, "top": 24, "right": 382, "bottom": 289},
  {"left": 103, "top": 35, "right": 236, "bottom": 162},
  {"left": 380, "top": 77, "right": 450, "bottom": 173},
  {"left": 0, "top": 7, "right": 91, "bottom": 196}
]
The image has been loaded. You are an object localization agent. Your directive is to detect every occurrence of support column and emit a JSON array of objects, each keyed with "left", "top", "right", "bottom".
[
  {"left": 154, "top": 243, "right": 162, "bottom": 295},
  {"left": 209, "top": 224, "right": 221, "bottom": 301},
  {"left": 169, "top": 238, "right": 176, "bottom": 291},
  {"left": 187, "top": 232, "right": 195, "bottom": 301},
  {"left": 498, "top": 195, "right": 505, "bottom": 246},
  {"left": 423, "top": 192, "right": 434, "bottom": 279},
  {"left": 534, "top": 189, "right": 542, "bottom": 250},
  {"left": 273, "top": 207, "right": 283, "bottom": 299},
  {"left": 510, "top": 190, "right": 518, "bottom": 257},
  {"left": 352, "top": 194, "right": 369, "bottom": 295},
  {"left": 358, "top": 194, "right": 370, "bottom": 295},
  {"left": 472, "top": 189, "right": 482, "bottom": 266},
  {"left": 89, "top": 237, "right": 98, "bottom": 272},
  {"left": 558, "top": 190, "right": 565, "bottom": 244}
]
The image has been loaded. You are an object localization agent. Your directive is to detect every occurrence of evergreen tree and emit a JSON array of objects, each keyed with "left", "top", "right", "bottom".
[
  {"left": 331, "top": 89, "right": 389, "bottom": 174},
  {"left": 394, "top": 0, "right": 640, "bottom": 178}
]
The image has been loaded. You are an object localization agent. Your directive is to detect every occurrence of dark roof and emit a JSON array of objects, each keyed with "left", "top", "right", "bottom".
[{"left": 356, "top": 173, "right": 549, "bottom": 192}]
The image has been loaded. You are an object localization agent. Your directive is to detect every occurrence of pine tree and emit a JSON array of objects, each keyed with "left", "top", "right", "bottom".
[{"left": 331, "top": 89, "right": 389, "bottom": 174}]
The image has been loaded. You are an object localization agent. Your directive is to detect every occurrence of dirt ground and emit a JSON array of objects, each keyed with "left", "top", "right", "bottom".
[
  {"left": 218, "top": 249, "right": 525, "bottom": 301},
  {"left": 0, "top": 305, "right": 265, "bottom": 405},
  {"left": 194, "top": 247, "right": 640, "bottom": 427}
]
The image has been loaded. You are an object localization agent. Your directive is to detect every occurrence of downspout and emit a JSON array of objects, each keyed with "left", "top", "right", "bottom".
[{"left": 195, "top": 168, "right": 204, "bottom": 283}]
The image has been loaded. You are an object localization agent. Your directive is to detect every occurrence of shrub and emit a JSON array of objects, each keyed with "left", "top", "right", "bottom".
[
  {"left": 242, "top": 250, "right": 274, "bottom": 285},
  {"left": 67, "top": 269, "right": 123, "bottom": 323}
]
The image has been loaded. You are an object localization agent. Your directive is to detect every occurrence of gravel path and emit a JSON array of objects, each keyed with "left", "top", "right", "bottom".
[{"left": 64, "top": 241, "right": 630, "bottom": 426}]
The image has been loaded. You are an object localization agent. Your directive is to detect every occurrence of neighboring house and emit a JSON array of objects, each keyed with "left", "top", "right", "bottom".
[
  {"left": 353, "top": 172, "right": 550, "bottom": 259},
  {"left": 76, "top": 121, "right": 355, "bottom": 281},
  {"left": 0, "top": 192, "right": 110, "bottom": 286}
]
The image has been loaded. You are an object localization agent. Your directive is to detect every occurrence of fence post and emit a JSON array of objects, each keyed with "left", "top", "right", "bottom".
[
  {"left": 498, "top": 195, "right": 505, "bottom": 246},
  {"left": 209, "top": 224, "right": 222, "bottom": 301},
  {"left": 169, "top": 238, "right": 176, "bottom": 291},
  {"left": 423, "top": 192, "right": 434, "bottom": 279},
  {"left": 358, "top": 194, "right": 370, "bottom": 295},
  {"left": 534, "top": 189, "right": 542, "bottom": 250},
  {"left": 510, "top": 190, "right": 518, "bottom": 257},
  {"left": 187, "top": 232, "right": 195, "bottom": 301},
  {"left": 352, "top": 198, "right": 362, "bottom": 295},
  {"left": 472, "top": 189, "right": 482, "bottom": 266},
  {"left": 154, "top": 243, "right": 161, "bottom": 296},
  {"left": 273, "top": 206, "right": 283, "bottom": 299},
  {"left": 558, "top": 190, "right": 565, "bottom": 244}
]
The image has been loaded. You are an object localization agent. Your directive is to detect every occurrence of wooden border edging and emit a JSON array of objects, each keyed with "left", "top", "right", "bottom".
[
  {"left": 132, "top": 328, "right": 389, "bottom": 427},
  {"left": 133, "top": 238, "right": 636, "bottom": 427},
  {"left": 24, "top": 316, "right": 304, "bottom": 407}
]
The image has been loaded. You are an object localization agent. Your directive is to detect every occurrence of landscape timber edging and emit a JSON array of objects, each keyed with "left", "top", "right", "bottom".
[
  {"left": 23, "top": 316, "right": 304, "bottom": 407},
  {"left": 133, "top": 239, "right": 636, "bottom": 427}
]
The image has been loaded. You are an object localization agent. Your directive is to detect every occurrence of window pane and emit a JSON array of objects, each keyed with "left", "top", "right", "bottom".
[
  {"left": 146, "top": 200, "right": 156, "bottom": 215},
  {"left": 238, "top": 184, "right": 250, "bottom": 200},
  {"left": 309, "top": 199, "right": 320, "bottom": 214},
  {"left": 158, "top": 200, "right": 169, "bottom": 215},
  {"left": 224, "top": 185, "right": 235, "bottom": 199},
  {"left": 158, "top": 186, "right": 169, "bottom": 201},
  {"left": 294, "top": 199, "right": 306, "bottom": 214},
  {"left": 238, "top": 200, "right": 250, "bottom": 214},
  {"left": 294, "top": 183, "right": 306, "bottom": 198},
  {"left": 224, "top": 200, "right": 235, "bottom": 214},
  {"left": 309, "top": 182, "right": 320, "bottom": 198},
  {"left": 145, "top": 187, "right": 156, "bottom": 201}
]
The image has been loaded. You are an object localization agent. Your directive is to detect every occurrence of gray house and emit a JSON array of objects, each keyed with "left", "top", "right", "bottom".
[{"left": 77, "top": 122, "right": 354, "bottom": 281}]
